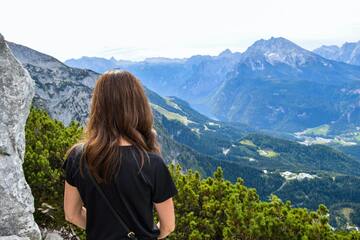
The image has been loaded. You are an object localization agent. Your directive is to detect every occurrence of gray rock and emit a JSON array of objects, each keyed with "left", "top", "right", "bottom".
[
  {"left": 0, "top": 33, "right": 41, "bottom": 239},
  {"left": 44, "top": 232, "right": 63, "bottom": 240},
  {"left": 0, "top": 236, "right": 30, "bottom": 240}
]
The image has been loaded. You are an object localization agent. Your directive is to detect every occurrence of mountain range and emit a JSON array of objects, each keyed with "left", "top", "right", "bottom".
[
  {"left": 7, "top": 38, "right": 360, "bottom": 229},
  {"left": 314, "top": 41, "right": 360, "bottom": 66},
  {"left": 65, "top": 37, "right": 360, "bottom": 137}
]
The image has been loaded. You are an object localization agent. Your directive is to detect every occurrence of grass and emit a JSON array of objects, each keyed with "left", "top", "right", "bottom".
[
  {"left": 257, "top": 148, "right": 279, "bottom": 158},
  {"left": 302, "top": 124, "right": 330, "bottom": 136},
  {"left": 164, "top": 97, "right": 182, "bottom": 111},
  {"left": 151, "top": 103, "right": 194, "bottom": 126},
  {"left": 239, "top": 139, "right": 257, "bottom": 147}
]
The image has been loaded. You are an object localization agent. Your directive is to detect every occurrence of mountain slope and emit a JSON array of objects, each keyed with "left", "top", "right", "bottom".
[
  {"left": 150, "top": 93, "right": 360, "bottom": 176},
  {"left": 209, "top": 37, "right": 360, "bottom": 133},
  {"left": 7, "top": 41, "right": 98, "bottom": 126},
  {"left": 65, "top": 49, "right": 242, "bottom": 116}
]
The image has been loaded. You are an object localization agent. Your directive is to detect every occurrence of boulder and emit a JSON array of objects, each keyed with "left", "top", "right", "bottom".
[{"left": 0, "top": 33, "right": 41, "bottom": 239}]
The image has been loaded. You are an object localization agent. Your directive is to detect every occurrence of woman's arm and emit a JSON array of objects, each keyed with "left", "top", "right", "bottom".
[
  {"left": 154, "top": 197, "right": 176, "bottom": 239},
  {"left": 64, "top": 180, "right": 86, "bottom": 229}
]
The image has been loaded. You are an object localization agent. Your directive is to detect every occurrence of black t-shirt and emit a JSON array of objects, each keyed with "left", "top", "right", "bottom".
[{"left": 62, "top": 144, "right": 178, "bottom": 240}]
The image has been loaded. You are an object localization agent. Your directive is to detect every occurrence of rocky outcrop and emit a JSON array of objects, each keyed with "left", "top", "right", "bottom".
[
  {"left": 0, "top": 34, "right": 41, "bottom": 239},
  {"left": 7, "top": 41, "right": 97, "bottom": 126}
]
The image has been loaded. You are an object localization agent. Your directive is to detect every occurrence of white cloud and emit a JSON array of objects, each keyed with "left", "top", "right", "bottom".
[{"left": 1, "top": 0, "right": 359, "bottom": 61}]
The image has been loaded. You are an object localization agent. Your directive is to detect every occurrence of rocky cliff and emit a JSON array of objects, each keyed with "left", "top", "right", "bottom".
[{"left": 0, "top": 34, "right": 41, "bottom": 239}]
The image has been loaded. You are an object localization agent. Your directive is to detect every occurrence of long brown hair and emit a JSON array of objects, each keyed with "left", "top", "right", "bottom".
[{"left": 65, "top": 70, "right": 161, "bottom": 183}]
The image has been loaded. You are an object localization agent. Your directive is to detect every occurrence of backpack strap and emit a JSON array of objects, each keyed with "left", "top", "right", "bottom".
[{"left": 81, "top": 144, "right": 138, "bottom": 240}]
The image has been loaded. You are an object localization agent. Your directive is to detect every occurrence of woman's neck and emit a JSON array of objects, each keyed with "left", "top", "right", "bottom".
[{"left": 118, "top": 137, "right": 132, "bottom": 146}]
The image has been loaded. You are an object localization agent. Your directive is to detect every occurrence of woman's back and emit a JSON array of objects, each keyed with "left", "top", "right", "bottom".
[
  {"left": 63, "top": 70, "right": 177, "bottom": 239},
  {"left": 63, "top": 143, "right": 178, "bottom": 240}
]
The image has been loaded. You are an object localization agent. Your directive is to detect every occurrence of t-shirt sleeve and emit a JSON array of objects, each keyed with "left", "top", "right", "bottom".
[
  {"left": 62, "top": 145, "right": 81, "bottom": 187},
  {"left": 151, "top": 156, "right": 178, "bottom": 204}
]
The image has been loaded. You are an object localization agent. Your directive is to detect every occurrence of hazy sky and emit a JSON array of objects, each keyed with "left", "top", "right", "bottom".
[{"left": 1, "top": 0, "right": 359, "bottom": 61}]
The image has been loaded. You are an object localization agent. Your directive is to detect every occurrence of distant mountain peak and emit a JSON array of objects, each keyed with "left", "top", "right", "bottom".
[
  {"left": 219, "top": 49, "right": 232, "bottom": 57},
  {"left": 144, "top": 57, "right": 187, "bottom": 63},
  {"left": 247, "top": 37, "right": 304, "bottom": 53},
  {"left": 317, "top": 45, "right": 340, "bottom": 51},
  {"left": 313, "top": 45, "right": 340, "bottom": 59},
  {"left": 343, "top": 42, "right": 358, "bottom": 48},
  {"left": 6, "top": 41, "right": 66, "bottom": 68},
  {"left": 0, "top": 33, "right": 4, "bottom": 46},
  {"left": 243, "top": 37, "right": 314, "bottom": 67},
  {"left": 314, "top": 40, "right": 360, "bottom": 66}
]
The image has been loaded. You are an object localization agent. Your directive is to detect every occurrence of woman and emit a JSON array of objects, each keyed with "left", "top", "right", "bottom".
[{"left": 62, "top": 70, "right": 178, "bottom": 240}]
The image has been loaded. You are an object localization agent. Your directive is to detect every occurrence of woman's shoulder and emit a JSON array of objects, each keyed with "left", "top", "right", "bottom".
[
  {"left": 130, "top": 150, "right": 167, "bottom": 174},
  {"left": 63, "top": 143, "right": 84, "bottom": 168},
  {"left": 143, "top": 152, "right": 173, "bottom": 176},
  {"left": 62, "top": 143, "right": 84, "bottom": 186},
  {"left": 145, "top": 151, "right": 166, "bottom": 166}
]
